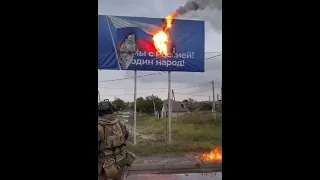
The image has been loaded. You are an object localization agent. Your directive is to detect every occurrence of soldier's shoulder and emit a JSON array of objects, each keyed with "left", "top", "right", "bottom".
[
  {"left": 117, "top": 118, "right": 124, "bottom": 124},
  {"left": 98, "top": 118, "right": 108, "bottom": 126}
]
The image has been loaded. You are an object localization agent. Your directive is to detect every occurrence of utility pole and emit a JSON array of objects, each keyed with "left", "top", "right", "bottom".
[
  {"left": 212, "top": 81, "right": 216, "bottom": 120},
  {"left": 152, "top": 94, "right": 156, "bottom": 117},
  {"left": 133, "top": 70, "right": 137, "bottom": 145},
  {"left": 217, "top": 93, "right": 220, "bottom": 111},
  {"left": 220, "top": 86, "right": 222, "bottom": 112},
  {"left": 172, "top": 90, "right": 175, "bottom": 101},
  {"left": 209, "top": 96, "right": 211, "bottom": 102},
  {"left": 168, "top": 71, "right": 172, "bottom": 144}
]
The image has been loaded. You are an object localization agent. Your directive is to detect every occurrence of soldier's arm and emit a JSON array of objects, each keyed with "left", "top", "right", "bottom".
[
  {"left": 98, "top": 125, "right": 104, "bottom": 147},
  {"left": 119, "top": 122, "right": 129, "bottom": 140},
  {"left": 125, "top": 127, "right": 129, "bottom": 140}
]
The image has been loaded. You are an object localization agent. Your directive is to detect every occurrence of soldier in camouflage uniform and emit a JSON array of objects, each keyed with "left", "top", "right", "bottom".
[{"left": 98, "top": 102, "right": 136, "bottom": 180}]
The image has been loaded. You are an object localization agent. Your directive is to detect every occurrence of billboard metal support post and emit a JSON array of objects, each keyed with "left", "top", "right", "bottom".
[
  {"left": 168, "top": 71, "right": 172, "bottom": 144},
  {"left": 133, "top": 70, "right": 137, "bottom": 145}
]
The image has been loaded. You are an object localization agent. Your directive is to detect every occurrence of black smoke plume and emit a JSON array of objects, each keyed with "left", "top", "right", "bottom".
[{"left": 177, "top": 0, "right": 222, "bottom": 15}]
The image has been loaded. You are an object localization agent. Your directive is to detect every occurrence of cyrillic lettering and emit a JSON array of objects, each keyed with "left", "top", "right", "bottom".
[
  {"left": 161, "top": 60, "right": 166, "bottom": 66},
  {"left": 181, "top": 53, "right": 187, "bottom": 58},
  {"left": 168, "top": 53, "right": 172, "bottom": 58},
  {"left": 156, "top": 52, "right": 162, "bottom": 57},
  {"left": 139, "top": 51, "right": 146, "bottom": 56},
  {"left": 155, "top": 60, "right": 161, "bottom": 65},
  {"left": 148, "top": 52, "right": 154, "bottom": 57},
  {"left": 131, "top": 59, "right": 136, "bottom": 64},
  {"left": 186, "top": 52, "right": 192, "bottom": 58},
  {"left": 166, "top": 61, "right": 172, "bottom": 67},
  {"left": 142, "top": 59, "right": 148, "bottom": 65},
  {"left": 177, "top": 61, "right": 184, "bottom": 67},
  {"left": 175, "top": 53, "right": 182, "bottom": 58},
  {"left": 135, "top": 50, "right": 146, "bottom": 56},
  {"left": 136, "top": 59, "right": 142, "bottom": 65},
  {"left": 171, "top": 61, "right": 177, "bottom": 66},
  {"left": 147, "top": 60, "right": 153, "bottom": 65}
]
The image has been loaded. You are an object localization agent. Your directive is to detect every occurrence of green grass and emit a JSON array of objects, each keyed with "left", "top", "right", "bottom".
[{"left": 127, "top": 111, "right": 222, "bottom": 156}]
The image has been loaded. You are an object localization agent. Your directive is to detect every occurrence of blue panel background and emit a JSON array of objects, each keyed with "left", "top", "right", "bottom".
[{"left": 98, "top": 15, "right": 205, "bottom": 72}]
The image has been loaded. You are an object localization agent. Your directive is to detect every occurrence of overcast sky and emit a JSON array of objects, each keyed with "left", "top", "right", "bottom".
[{"left": 98, "top": 0, "right": 222, "bottom": 102}]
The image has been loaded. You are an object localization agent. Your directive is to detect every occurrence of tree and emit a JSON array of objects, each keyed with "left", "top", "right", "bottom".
[
  {"left": 146, "top": 95, "right": 163, "bottom": 114},
  {"left": 152, "top": 95, "right": 163, "bottom": 112},
  {"left": 198, "top": 102, "right": 212, "bottom": 111},
  {"left": 136, "top": 97, "right": 145, "bottom": 112},
  {"left": 188, "top": 98, "right": 196, "bottom": 104},
  {"left": 136, "top": 95, "right": 162, "bottom": 114},
  {"left": 112, "top": 98, "right": 126, "bottom": 111},
  {"left": 182, "top": 98, "right": 198, "bottom": 111},
  {"left": 125, "top": 102, "right": 132, "bottom": 110}
]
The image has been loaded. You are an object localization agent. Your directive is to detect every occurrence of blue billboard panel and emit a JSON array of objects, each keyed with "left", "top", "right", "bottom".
[{"left": 98, "top": 15, "right": 205, "bottom": 72}]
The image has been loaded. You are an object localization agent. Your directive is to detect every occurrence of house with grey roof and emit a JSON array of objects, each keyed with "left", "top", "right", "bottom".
[{"left": 161, "top": 99, "right": 189, "bottom": 118}]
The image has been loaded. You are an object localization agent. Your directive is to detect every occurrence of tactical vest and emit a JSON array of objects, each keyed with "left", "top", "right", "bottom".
[
  {"left": 98, "top": 118, "right": 126, "bottom": 156},
  {"left": 98, "top": 118, "right": 136, "bottom": 180}
]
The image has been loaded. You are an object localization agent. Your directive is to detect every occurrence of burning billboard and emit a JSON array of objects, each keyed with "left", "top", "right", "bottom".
[{"left": 98, "top": 15, "right": 205, "bottom": 72}]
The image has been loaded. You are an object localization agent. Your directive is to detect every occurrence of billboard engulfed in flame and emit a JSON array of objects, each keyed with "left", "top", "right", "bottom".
[
  {"left": 152, "top": 12, "right": 179, "bottom": 56},
  {"left": 201, "top": 147, "right": 222, "bottom": 162}
]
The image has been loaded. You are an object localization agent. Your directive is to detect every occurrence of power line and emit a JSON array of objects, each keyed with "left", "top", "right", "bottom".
[
  {"left": 191, "top": 86, "right": 212, "bottom": 93},
  {"left": 175, "top": 93, "right": 208, "bottom": 97},
  {"left": 99, "top": 82, "right": 220, "bottom": 91},
  {"left": 193, "top": 88, "right": 212, "bottom": 93},
  {"left": 205, "top": 54, "right": 222, "bottom": 60},
  {"left": 99, "top": 82, "right": 212, "bottom": 90},
  {"left": 182, "top": 85, "right": 221, "bottom": 95},
  {"left": 174, "top": 86, "right": 221, "bottom": 97},
  {"left": 99, "top": 90, "right": 168, "bottom": 96},
  {"left": 205, "top": 51, "right": 222, "bottom": 54},
  {"left": 99, "top": 84, "right": 221, "bottom": 97},
  {"left": 98, "top": 72, "right": 163, "bottom": 82},
  {"left": 171, "top": 83, "right": 211, "bottom": 90},
  {"left": 99, "top": 87, "right": 205, "bottom": 96}
]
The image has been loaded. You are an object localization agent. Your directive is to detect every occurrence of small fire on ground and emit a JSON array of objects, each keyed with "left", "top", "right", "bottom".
[{"left": 200, "top": 147, "right": 222, "bottom": 162}]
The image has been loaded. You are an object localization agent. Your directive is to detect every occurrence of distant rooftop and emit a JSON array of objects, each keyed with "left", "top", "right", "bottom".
[{"left": 163, "top": 99, "right": 188, "bottom": 112}]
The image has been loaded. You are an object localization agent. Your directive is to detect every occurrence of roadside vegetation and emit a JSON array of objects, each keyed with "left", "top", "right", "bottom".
[{"left": 127, "top": 111, "right": 222, "bottom": 156}]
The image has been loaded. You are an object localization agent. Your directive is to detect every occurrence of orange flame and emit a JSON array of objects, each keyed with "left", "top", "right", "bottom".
[
  {"left": 153, "top": 31, "right": 168, "bottom": 55},
  {"left": 201, "top": 147, "right": 222, "bottom": 162},
  {"left": 152, "top": 12, "right": 179, "bottom": 56},
  {"left": 165, "top": 12, "right": 178, "bottom": 29}
]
